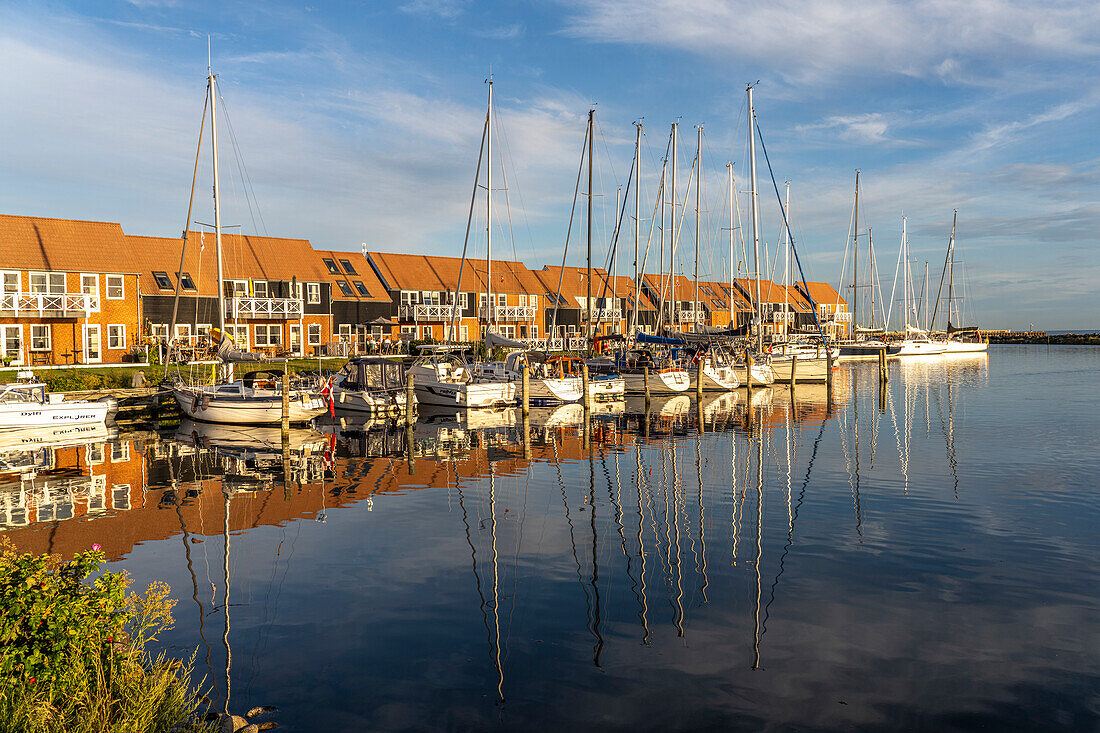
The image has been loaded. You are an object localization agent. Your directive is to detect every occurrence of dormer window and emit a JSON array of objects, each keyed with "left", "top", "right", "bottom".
[
  {"left": 322, "top": 258, "right": 340, "bottom": 274},
  {"left": 178, "top": 272, "right": 196, "bottom": 290},
  {"left": 336, "top": 281, "right": 353, "bottom": 297},
  {"left": 339, "top": 259, "right": 357, "bottom": 275},
  {"left": 353, "top": 281, "right": 369, "bottom": 296},
  {"left": 153, "top": 271, "right": 173, "bottom": 289}
]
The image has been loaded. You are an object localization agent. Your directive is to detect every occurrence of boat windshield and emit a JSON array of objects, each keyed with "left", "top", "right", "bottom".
[{"left": 0, "top": 384, "right": 46, "bottom": 404}]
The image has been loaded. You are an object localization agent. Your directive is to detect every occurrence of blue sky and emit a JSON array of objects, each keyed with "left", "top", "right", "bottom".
[{"left": 1, "top": 0, "right": 1097, "bottom": 329}]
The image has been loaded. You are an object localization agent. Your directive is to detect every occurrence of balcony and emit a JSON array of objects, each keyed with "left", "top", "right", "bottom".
[
  {"left": 677, "top": 310, "right": 705, "bottom": 323},
  {"left": 583, "top": 307, "right": 622, "bottom": 322},
  {"left": 834, "top": 311, "right": 852, "bottom": 323},
  {"left": 228, "top": 297, "right": 302, "bottom": 320},
  {"left": 399, "top": 303, "right": 456, "bottom": 322},
  {"left": 0, "top": 292, "right": 98, "bottom": 317},
  {"left": 479, "top": 305, "right": 536, "bottom": 321},
  {"left": 771, "top": 311, "right": 795, "bottom": 323}
]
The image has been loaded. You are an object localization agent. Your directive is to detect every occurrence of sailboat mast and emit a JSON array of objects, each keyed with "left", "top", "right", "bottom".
[
  {"left": 852, "top": 171, "right": 859, "bottom": 334},
  {"left": 868, "top": 228, "right": 875, "bottom": 329},
  {"left": 902, "top": 216, "right": 909, "bottom": 331},
  {"left": 747, "top": 84, "right": 762, "bottom": 349},
  {"left": 782, "top": 181, "right": 790, "bottom": 338},
  {"left": 486, "top": 79, "right": 494, "bottom": 333},
  {"left": 632, "top": 122, "right": 641, "bottom": 335},
  {"left": 727, "top": 163, "right": 734, "bottom": 327},
  {"left": 586, "top": 107, "right": 594, "bottom": 344},
  {"left": 670, "top": 122, "right": 678, "bottom": 331},
  {"left": 209, "top": 69, "right": 226, "bottom": 332},
  {"left": 948, "top": 209, "right": 957, "bottom": 329},
  {"left": 694, "top": 125, "right": 701, "bottom": 330}
]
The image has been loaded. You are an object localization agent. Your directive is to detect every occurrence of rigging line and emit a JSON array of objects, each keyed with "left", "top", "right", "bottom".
[
  {"left": 546, "top": 124, "right": 589, "bottom": 348},
  {"left": 490, "top": 100, "right": 521, "bottom": 266},
  {"left": 216, "top": 92, "right": 267, "bottom": 237},
  {"left": 753, "top": 117, "right": 830, "bottom": 345},
  {"left": 597, "top": 147, "right": 637, "bottom": 312},
  {"left": 448, "top": 108, "right": 489, "bottom": 340},
  {"left": 493, "top": 101, "right": 537, "bottom": 258}
]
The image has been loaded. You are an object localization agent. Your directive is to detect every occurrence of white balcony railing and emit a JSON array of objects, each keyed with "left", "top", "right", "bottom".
[
  {"left": 529, "top": 337, "right": 590, "bottom": 351},
  {"left": 678, "top": 310, "right": 705, "bottom": 323},
  {"left": 399, "top": 303, "right": 455, "bottom": 321},
  {"left": 771, "top": 311, "right": 795, "bottom": 323},
  {"left": 584, "top": 307, "right": 622, "bottom": 322},
  {"left": 228, "top": 297, "right": 302, "bottom": 320},
  {"left": 0, "top": 292, "right": 98, "bottom": 316},
  {"left": 479, "top": 305, "right": 536, "bottom": 321},
  {"left": 834, "top": 311, "right": 852, "bottom": 322}
]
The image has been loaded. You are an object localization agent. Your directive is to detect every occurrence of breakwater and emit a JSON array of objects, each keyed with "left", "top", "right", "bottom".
[{"left": 985, "top": 331, "right": 1099, "bottom": 345}]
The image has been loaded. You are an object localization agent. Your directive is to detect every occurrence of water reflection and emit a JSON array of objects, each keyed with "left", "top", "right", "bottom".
[{"left": 3, "top": 349, "right": 1099, "bottom": 730}]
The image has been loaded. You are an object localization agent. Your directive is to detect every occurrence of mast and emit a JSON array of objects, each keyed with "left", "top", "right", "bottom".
[
  {"left": 902, "top": 216, "right": 909, "bottom": 331},
  {"left": 632, "top": 122, "right": 642, "bottom": 335},
  {"left": 670, "top": 122, "right": 678, "bottom": 331},
  {"left": 209, "top": 67, "right": 225, "bottom": 334},
  {"left": 782, "top": 181, "right": 790, "bottom": 339},
  {"left": 486, "top": 78, "right": 494, "bottom": 333},
  {"left": 747, "top": 84, "right": 762, "bottom": 350},
  {"left": 586, "top": 107, "right": 594, "bottom": 345},
  {"left": 868, "top": 228, "right": 875, "bottom": 329},
  {"left": 693, "top": 125, "right": 701, "bottom": 330},
  {"left": 852, "top": 171, "right": 859, "bottom": 335},
  {"left": 947, "top": 209, "right": 957, "bottom": 329},
  {"left": 727, "top": 163, "right": 735, "bottom": 327}
]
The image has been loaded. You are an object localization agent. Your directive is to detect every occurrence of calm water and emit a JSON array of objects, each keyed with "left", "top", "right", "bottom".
[{"left": 3, "top": 345, "right": 1099, "bottom": 731}]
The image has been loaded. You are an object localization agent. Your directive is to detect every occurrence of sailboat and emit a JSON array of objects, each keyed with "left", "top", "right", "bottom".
[
  {"left": 892, "top": 217, "right": 946, "bottom": 356},
  {"left": 169, "top": 67, "right": 328, "bottom": 424},
  {"left": 410, "top": 78, "right": 517, "bottom": 409},
  {"left": 932, "top": 211, "right": 988, "bottom": 353}
]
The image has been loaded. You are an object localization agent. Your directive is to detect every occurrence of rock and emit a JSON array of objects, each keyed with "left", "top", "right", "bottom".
[
  {"left": 219, "top": 715, "right": 249, "bottom": 733},
  {"left": 240, "top": 726, "right": 260, "bottom": 733},
  {"left": 257, "top": 724, "right": 278, "bottom": 731},
  {"left": 246, "top": 706, "right": 277, "bottom": 718}
]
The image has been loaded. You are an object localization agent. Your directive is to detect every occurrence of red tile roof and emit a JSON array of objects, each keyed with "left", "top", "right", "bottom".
[
  {"left": 0, "top": 214, "right": 137, "bottom": 274},
  {"left": 313, "top": 249, "right": 389, "bottom": 302}
]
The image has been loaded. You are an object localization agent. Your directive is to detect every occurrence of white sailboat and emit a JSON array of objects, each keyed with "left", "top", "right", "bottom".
[
  {"left": 933, "top": 211, "right": 988, "bottom": 354},
  {"left": 892, "top": 217, "right": 946, "bottom": 356},
  {"left": 0, "top": 378, "right": 114, "bottom": 431},
  {"left": 169, "top": 65, "right": 327, "bottom": 424}
]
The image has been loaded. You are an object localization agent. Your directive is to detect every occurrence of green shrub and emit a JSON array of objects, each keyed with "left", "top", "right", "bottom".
[{"left": 0, "top": 539, "right": 213, "bottom": 732}]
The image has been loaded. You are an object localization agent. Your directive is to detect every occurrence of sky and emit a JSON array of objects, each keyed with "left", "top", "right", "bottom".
[{"left": 1, "top": 0, "right": 1097, "bottom": 329}]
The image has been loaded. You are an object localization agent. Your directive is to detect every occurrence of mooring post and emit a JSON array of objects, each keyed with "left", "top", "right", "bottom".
[
  {"left": 695, "top": 357, "right": 704, "bottom": 399},
  {"left": 581, "top": 361, "right": 590, "bottom": 409},
  {"left": 746, "top": 350, "right": 754, "bottom": 392},
  {"left": 697, "top": 399, "right": 705, "bottom": 435},
  {"left": 521, "top": 363, "right": 530, "bottom": 415},
  {"left": 522, "top": 410, "right": 532, "bottom": 460},
  {"left": 281, "top": 370, "right": 290, "bottom": 433},
  {"left": 878, "top": 347, "right": 888, "bottom": 384},
  {"left": 405, "top": 419, "right": 416, "bottom": 475},
  {"left": 405, "top": 371, "right": 415, "bottom": 422},
  {"left": 790, "top": 353, "right": 798, "bottom": 388},
  {"left": 643, "top": 366, "right": 651, "bottom": 404}
]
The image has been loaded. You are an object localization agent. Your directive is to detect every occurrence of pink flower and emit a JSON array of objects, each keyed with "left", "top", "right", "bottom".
[{"left": 91, "top": 544, "right": 101, "bottom": 551}]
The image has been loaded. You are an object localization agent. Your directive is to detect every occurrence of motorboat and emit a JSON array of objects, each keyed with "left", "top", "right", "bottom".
[
  {"left": 0, "top": 378, "right": 115, "bottom": 430},
  {"left": 409, "top": 348, "right": 516, "bottom": 409},
  {"left": 331, "top": 356, "right": 411, "bottom": 414}
]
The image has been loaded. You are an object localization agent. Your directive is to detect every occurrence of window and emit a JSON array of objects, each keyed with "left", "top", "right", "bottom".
[
  {"left": 339, "top": 259, "right": 357, "bottom": 275},
  {"left": 87, "top": 443, "right": 105, "bottom": 465},
  {"left": 307, "top": 283, "right": 321, "bottom": 304},
  {"left": 30, "top": 325, "right": 50, "bottom": 351},
  {"left": 530, "top": 325, "right": 538, "bottom": 339},
  {"left": 354, "top": 281, "right": 369, "bottom": 297},
  {"left": 478, "top": 294, "right": 487, "bottom": 309},
  {"left": 458, "top": 292, "right": 468, "bottom": 309},
  {"left": 174, "top": 324, "right": 192, "bottom": 340},
  {"left": 80, "top": 275, "right": 99, "bottom": 304},
  {"left": 83, "top": 324, "right": 101, "bottom": 363},
  {"left": 252, "top": 280, "right": 268, "bottom": 298},
  {"left": 307, "top": 323, "right": 322, "bottom": 345},
  {"left": 1, "top": 326, "right": 22, "bottom": 364},
  {"left": 335, "top": 281, "right": 353, "bottom": 297},
  {"left": 1, "top": 272, "right": 19, "bottom": 293},
  {"left": 518, "top": 294, "right": 527, "bottom": 307},
  {"left": 228, "top": 280, "right": 248, "bottom": 297},
  {"left": 31, "top": 272, "right": 66, "bottom": 294},
  {"left": 196, "top": 324, "right": 212, "bottom": 340},
  {"left": 497, "top": 294, "right": 507, "bottom": 306},
  {"left": 459, "top": 325, "right": 469, "bottom": 342},
  {"left": 106, "top": 275, "right": 124, "bottom": 299},
  {"left": 152, "top": 271, "right": 172, "bottom": 289},
  {"left": 107, "top": 325, "right": 126, "bottom": 349},
  {"left": 338, "top": 324, "right": 352, "bottom": 341},
  {"left": 400, "top": 290, "right": 418, "bottom": 307},
  {"left": 150, "top": 324, "right": 168, "bottom": 340},
  {"left": 322, "top": 258, "right": 340, "bottom": 274},
  {"left": 112, "top": 485, "right": 131, "bottom": 511},
  {"left": 421, "top": 290, "right": 441, "bottom": 305},
  {"left": 529, "top": 294, "right": 537, "bottom": 308},
  {"left": 254, "top": 324, "right": 282, "bottom": 347},
  {"left": 178, "top": 272, "right": 196, "bottom": 290},
  {"left": 420, "top": 325, "right": 433, "bottom": 340},
  {"left": 400, "top": 325, "right": 416, "bottom": 338},
  {"left": 702, "top": 286, "right": 714, "bottom": 296},
  {"left": 228, "top": 325, "right": 249, "bottom": 348},
  {"left": 111, "top": 443, "right": 130, "bottom": 462}
]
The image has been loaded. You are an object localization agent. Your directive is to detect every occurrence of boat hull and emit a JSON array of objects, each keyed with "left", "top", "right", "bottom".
[
  {"left": 0, "top": 400, "right": 110, "bottom": 430},
  {"left": 769, "top": 356, "right": 829, "bottom": 384},
  {"left": 332, "top": 386, "right": 409, "bottom": 414},
  {"left": 894, "top": 340, "right": 947, "bottom": 356},
  {"left": 688, "top": 363, "right": 740, "bottom": 391},
  {"left": 522, "top": 377, "right": 584, "bottom": 405},
  {"left": 622, "top": 369, "right": 690, "bottom": 394},
  {"left": 173, "top": 388, "right": 327, "bottom": 425},
  {"left": 414, "top": 380, "right": 516, "bottom": 409},
  {"left": 837, "top": 342, "right": 902, "bottom": 359},
  {"left": 731, "top": 363, "right": 775, "bottom": 386},
  {"left": 944, "top": 340, "right": 988, "bottom": 353}
]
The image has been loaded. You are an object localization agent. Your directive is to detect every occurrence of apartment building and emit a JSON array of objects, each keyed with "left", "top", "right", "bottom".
[{"left": 313, "top": 249, "right": 391, "bottom": 351}]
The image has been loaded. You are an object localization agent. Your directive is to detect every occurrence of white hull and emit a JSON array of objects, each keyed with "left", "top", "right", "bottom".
[
  {"left": 626, "top": 393, "right": 692, "bottom": 418},
  {"left": 944, "top": 339, "right": 988, "bottom": 353},
  {"left": 588, "top": 376, "right": 625, "bottom": 401},
  {"left": 732, "top": 363, "right": 775, "bottom": 386},
  {"left": 622, "top": 369, "right": 690, "bottom": 394},
  {"left": 769, "top": 356, "right": 829, "bottom": 383},
  {"left": 332, "top": 385, "right": 409, "bottom": 414},
  {"left": 414, "top": 380, "right": 516, "bottom": 409},
  {"left": 688, "top": 363, "right": 740, "bottom": 391},
  {"left": 894, "top": 340, "right": 947, "bottom": 356},
  {"left": 173, "top": 387, "right": 327, "bottom": 425},
  {"left": 0, "top": 423, "right": 113, "bottom": 451},
  {"left": 0, "top": 400, "right": 110, "bottom": 430},
  {"left": 523, "top": 376, "right": 584, "bottom": 404}
]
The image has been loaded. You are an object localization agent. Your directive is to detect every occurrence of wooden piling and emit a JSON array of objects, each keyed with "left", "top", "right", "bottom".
[
  {"left": 745, "top": 351, "right": 754, "bottom": 391},
  {"left": 878, "top": 347, "right": 888, "bottom": 384},
  {"left": 695, "top": 357, "right": 704, "bottom": 399},
  {"left": 522, "top": 411, "right": 532, "bottom": 460},
  {"left": 521, "top": 363, "right": 530, "bottom": 415},
  {"left": 581, "top": 362, "right": 590, "bottom": 409},
  {"left": 643, "top": 366, "right": 651, "bottom": 404},
  {"left": 405, "top": 420, "right": 416, "bottom": 475},
  {"left": 281, "top": 370, "right": 290, "bottom": 433},
  {"left": 405, "top": 371, "right": 415, "bottom": 422},
  {"left": 790, "top": 354, "right": 798, "bottom": 388}
]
